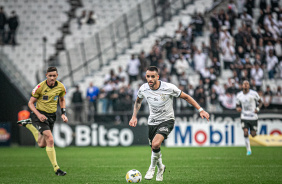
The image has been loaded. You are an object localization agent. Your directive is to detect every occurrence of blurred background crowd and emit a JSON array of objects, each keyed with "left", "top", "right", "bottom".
[
  {"left": 0, "top": 0, "right": 281, "bottom": 125},
  {"left": 70, "top": 0, "right": 282, "bottom": 123}
]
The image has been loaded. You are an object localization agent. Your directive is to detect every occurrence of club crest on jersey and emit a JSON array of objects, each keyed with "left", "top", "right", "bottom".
[
  {"left": 160, "top": 94, "right": 166, "bottom": 101},
  {"left": 32, "top": 85, "right": 40, "bottom": 95}
]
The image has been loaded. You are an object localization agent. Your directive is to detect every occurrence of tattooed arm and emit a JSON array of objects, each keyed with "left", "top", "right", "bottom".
[{"left": 129, "top": 97, "right": 143, "bottom": 127}]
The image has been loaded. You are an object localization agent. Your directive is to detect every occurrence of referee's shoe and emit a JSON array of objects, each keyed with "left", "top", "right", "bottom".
[
  {"left": 55, "top": 169, "right": 67, "bottom": 176},
  {"left": 17, "top": 118, "right": 32, "bottom": 127}
]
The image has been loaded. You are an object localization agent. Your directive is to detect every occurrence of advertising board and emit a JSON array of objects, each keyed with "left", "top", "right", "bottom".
[
  {"left": 53, "top": 123, "right": 148, "bottom": 147},
  {"left": 166, "top": 113, "right": 282, "bottom": 147}
]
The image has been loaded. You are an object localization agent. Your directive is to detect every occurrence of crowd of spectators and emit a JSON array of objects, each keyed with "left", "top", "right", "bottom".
[
  {"left": 71, "top": 0, "right": 282, "bottom": 120},
  {"left": 77, "top": 10, "right": 97, "bottom": 29},
  {"left": 0, "top": 6, "right": 19, "bottom": 46}
]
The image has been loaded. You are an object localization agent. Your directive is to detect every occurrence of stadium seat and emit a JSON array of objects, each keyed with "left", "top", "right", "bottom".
[{"left": 0, "top": 0, "right": 71, "bottom": 86}]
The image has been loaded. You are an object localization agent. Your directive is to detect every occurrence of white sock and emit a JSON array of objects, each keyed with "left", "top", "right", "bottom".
[
  {"left": 149, "top": 151, "right": 160, "bottom": 169},
  {"left": 245, "top": 137, "right": 251, "bottom": 152},
  {"left": 157, "top": 152, "right": 163, "bottom": 168}
]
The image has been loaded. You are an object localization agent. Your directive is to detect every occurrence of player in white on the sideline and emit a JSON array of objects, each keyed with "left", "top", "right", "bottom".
[
  {"left": 236, "top": 80, "right": 262, "bottom": 156},
  {"left": 129, "top": 66, "right": 210, "bottom": 181}
]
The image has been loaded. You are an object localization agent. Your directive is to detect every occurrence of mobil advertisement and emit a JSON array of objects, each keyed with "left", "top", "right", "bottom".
[
  {"left": 166, "top": 120, "right": 282, "bottom": 147},
  {"left": 53, "top": 123, "right": 148, "bottom": 147},
  {"left": 166, "top": 122, "right": 244, "bottom": 147},
  {"left": 259, "top": 122, "right": 282, "bottom": 135}
]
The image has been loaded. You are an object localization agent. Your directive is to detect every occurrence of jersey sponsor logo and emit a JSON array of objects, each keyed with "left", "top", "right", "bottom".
[
  {"left": 151, "top": 107, "right": 166, "bottom": 113},
  {"left": 147, "top": 97, "right": 158, "bottom": 101},
  {"left": 151, "top": 119, "right": 166, "bottom": 123},
  {"left": 43, "top": 95, "right": 49, "bottom": 100},
  {"left": 32, "top": 85, "right": 41, "bottom": 95},
  {"left": 243, "top": 113, "right": 254, "bottom": 117}
]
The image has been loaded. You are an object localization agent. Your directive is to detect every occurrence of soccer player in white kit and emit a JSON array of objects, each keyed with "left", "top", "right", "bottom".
[
  {"left": 129, "top": 66, "right": 210, "bottom": 181},
  {"left": 236, "top": 80, "right": 262, "bottom": 156}
]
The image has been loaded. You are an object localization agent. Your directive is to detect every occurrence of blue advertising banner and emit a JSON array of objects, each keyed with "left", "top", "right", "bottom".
[{"left": 0, "top": 122, "right": 11, "bottom": 146}]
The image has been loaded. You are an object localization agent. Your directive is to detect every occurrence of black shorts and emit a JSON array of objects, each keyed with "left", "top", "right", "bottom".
[
  {"left": 241, "top": 119, "right": 258, "bottom": 132},
  {"left": 148, "top": 119, "right": 174, "bottom": 146},
  {"left": 32, "top": 110, "right": 56, "bottom": 134}
]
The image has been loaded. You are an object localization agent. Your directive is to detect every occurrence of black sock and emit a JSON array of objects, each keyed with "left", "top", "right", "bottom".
[{"left": 152, "top": 148, "right": 160, "bottom": 153}]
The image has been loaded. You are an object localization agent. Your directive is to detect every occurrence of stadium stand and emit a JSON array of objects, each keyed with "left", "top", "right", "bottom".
[
  {"left": 65, "top": 0, "right": 146, "bottom": 50},
  {"left": 0, "top": 0, "right": 70, "bottom": 86},
  {"left": 64, "top": 0, "right": 218, "bottom": 118},
  {"left": 0, "top": 0, "right": 281, "bottom": 123}
]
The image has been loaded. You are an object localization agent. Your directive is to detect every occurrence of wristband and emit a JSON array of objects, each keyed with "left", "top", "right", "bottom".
[
  {"left": 61, "top": 108, "right": 66, "bottom": 115},
  {"left": 256, "top": 107, "right": 260, "bottom": 112},
  {"left": 198, "top": 108, "right": 203, "bottom": 113}
]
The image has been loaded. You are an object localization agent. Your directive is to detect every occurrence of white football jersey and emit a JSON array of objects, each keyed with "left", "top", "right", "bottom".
[
  {"left": 137, "top": 81, "right": 182, "bottom": 125},
  {"left": 236, "top": 90, "right": 260, "bottom": 120}
]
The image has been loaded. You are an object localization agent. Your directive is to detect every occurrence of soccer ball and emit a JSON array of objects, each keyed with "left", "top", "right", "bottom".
[{"left": 126, "top": 169, "right": 142, "bottom": 183}]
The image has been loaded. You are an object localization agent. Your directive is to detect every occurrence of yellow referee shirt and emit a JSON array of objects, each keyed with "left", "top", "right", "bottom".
[{"left": 31, "top": 80, "right": 66, "bottom": 113}]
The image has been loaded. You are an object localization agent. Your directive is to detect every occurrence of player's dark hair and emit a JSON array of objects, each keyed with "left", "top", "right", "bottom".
[
  {"left": 147, "top": 66, "right": 158, "bottom": 74},
  {"left": 242, "top": 80, "right": 249, "bottom": 84},
  {"left": 46, "top": 67, "right": 58, "bottom": 73}
]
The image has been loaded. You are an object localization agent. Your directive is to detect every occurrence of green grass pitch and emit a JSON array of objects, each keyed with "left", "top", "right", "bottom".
[{"left": 0, "top": 146, "right": 281, "bottom": 183}]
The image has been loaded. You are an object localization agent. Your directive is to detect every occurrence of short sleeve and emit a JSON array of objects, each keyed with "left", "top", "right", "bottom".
[
  {"left": 59, "top": 84, "right": 67, "bottom": 97},
  {"left": 168, "top": 83, "right": 182, "bottom": 97},
  {"left": 137, "top": 89, "right": 144, "bottom": 99},
  {"left": 254, "top": 91, "right": 261, "bottom": 101},
  {"left": 31, "top": 84, "right": 41, "bottom": 98},
  {"left": 236, "top": 94, "right": 241, "bottom": 105}
]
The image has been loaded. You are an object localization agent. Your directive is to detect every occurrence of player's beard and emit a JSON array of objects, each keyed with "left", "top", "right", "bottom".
[
  {"left": 148, "top": 80, "right": 156, "bottom": 88},
  {"left": 47, "top": 79, "right": 55, "bottom": 86},
  {"left": 243, "top": 88, "right": 249, "bottom": 93}
]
